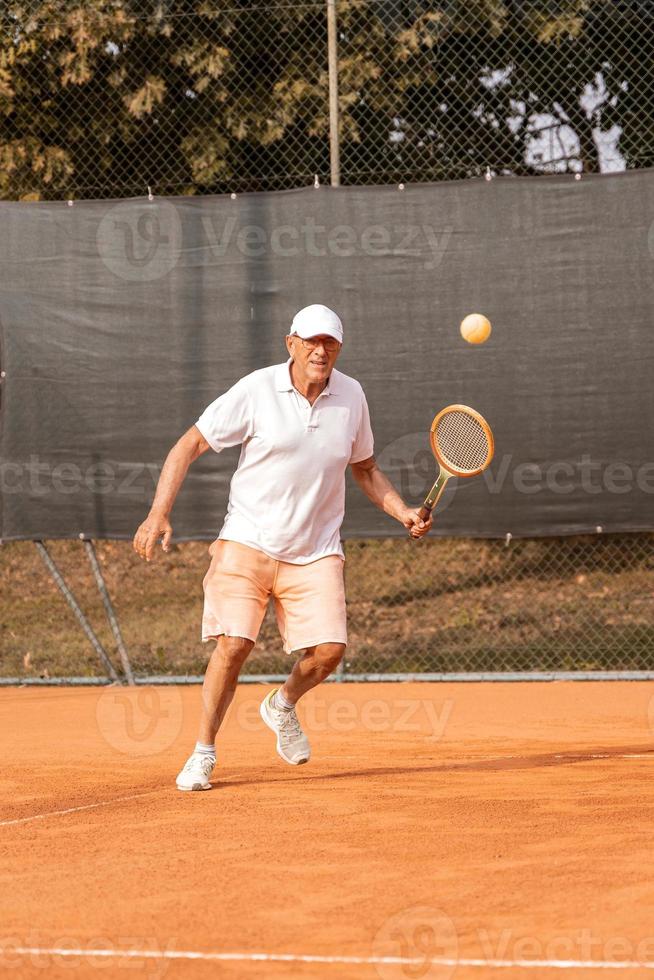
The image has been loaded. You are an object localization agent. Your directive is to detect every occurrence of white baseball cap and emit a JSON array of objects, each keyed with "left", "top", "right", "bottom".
[{"left": 290, "top": 304, "right": 343, "bottom": 343}]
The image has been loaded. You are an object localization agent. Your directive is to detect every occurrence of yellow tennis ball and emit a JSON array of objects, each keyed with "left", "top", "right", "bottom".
[{"left": 460, "top": 313, "right": 492, "bottom": 344}]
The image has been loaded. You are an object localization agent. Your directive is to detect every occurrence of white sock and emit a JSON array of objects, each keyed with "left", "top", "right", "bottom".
[
  {"left": 194, "top": 741, "right": 216, "bottom": 758},
  {"left": 271, "top": 689, "right": 295, "bottom": 712}
]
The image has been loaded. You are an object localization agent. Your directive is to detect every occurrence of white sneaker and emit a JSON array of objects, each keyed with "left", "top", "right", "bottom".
[
  {"left": 260, "top": 689, "right": 311, "bottom": 766},
  {"left": 176, "top": 752, "right": 215, "bottom": 791}
]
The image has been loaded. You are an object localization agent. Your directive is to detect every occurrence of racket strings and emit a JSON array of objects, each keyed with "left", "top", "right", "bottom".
[{"left": 435, "top": 410, "right": 490, "bottom": 473}]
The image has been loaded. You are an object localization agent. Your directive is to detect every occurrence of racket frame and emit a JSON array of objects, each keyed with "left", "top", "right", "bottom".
[
  {"left": 417, "top": 405, "right": 494, "bottom": 522},
  {"left": 429, "top": 404, "right": 494, "bottom": 477}
]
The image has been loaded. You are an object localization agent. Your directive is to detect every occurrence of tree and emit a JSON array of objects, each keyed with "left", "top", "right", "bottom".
[{"left": 0, "top": 0, "right": 651, "bottom": 199}]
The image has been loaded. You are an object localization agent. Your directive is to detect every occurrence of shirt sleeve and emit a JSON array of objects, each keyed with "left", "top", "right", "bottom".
[
  {"left": 195, "top": 378, "right": 254, "bottom": 452},
  {"left": 349, "top": 388, "right": 375, "bottom": 464}
]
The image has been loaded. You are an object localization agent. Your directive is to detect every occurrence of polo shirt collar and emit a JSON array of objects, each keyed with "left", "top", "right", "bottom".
[{"left": 276, "top": 358, "right": 338, "bottom": 395}]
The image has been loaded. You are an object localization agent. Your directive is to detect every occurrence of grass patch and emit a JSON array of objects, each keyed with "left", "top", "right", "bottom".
[{"left": 1, "top": 534, "right": 653, "bottom": 680}]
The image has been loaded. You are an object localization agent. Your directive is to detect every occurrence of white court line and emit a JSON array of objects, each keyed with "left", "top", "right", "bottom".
[
  {"left": 4, "top": 748, "right": 651, "bottom": 829},
  {"left": 584, "top": 754, "right": 652, "bottom": 760},
  {"left": 2, "top": 948, "right": 654, "bottom": 970},
  {"left": 0, "top": 791, "right": 161, "bottom": 828}
]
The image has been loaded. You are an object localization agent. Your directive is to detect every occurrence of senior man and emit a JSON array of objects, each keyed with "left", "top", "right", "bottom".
[{"left": 133, "top": 304, "right": 432, "bottom": 791}]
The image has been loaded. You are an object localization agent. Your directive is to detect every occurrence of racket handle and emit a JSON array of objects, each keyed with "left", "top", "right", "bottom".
[{"left": 417, "top": 505, "right": 432, "bottom": 522}]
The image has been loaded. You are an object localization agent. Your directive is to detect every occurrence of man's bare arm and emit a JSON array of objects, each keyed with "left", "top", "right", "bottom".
[
  {"left": 133, "top": 425, "right": 211, "bottom": 561},
  {"left": 350, "top": 455, "right": 432, "bottom": 539}
]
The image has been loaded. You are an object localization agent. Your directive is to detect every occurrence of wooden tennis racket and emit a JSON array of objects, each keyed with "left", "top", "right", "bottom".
[{"left": 417, "top": 405, "right": 494, "bottom": 522}]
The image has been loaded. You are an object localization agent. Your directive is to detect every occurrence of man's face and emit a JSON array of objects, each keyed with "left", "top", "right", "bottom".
[{"left": 286, "top": 334, "right": 342, "bottom": 384}]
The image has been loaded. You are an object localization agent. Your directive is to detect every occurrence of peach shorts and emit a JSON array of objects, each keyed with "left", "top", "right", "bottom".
[{"left": 201, "top": 539, "right": 347, "bottom": 654}]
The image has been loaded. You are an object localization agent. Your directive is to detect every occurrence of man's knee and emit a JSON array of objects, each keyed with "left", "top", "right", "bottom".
[
  {"left": 312, "top": 642, "right": 346, "bottom": 678},
  {"left": 214, "top": 635, "right": 253, "bottom": 670}
]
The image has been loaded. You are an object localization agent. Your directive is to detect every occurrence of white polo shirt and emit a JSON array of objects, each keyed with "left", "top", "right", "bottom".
[{"left": 195, "top": 359, "right": 374, "bottom": 563}]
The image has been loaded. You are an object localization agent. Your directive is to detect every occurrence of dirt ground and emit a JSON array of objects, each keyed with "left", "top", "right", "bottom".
[{"left": 1, "top": 681, "right": 654, "bottom": 979}]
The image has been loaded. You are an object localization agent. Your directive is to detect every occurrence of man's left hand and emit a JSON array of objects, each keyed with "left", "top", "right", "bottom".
[{"left": 401, "top": 508, "right": 433, "bottom": 539}]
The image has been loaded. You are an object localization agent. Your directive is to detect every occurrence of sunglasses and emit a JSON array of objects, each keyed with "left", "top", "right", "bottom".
[{"left": 296, "top": 337, "right": 340, "bottom": 352}]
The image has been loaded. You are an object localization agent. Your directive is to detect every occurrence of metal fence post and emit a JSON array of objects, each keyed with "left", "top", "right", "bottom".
[
  {"left": 83, "top": 539, "right": 135, "bottom": 685},
  {"left": 327, "top": 0, "right": 340, "bottom": 187},
  {"left": 35, "top": 541, "right": 120, "bottom": 683}
]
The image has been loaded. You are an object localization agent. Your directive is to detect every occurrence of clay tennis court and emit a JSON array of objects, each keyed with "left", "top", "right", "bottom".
[{"left": 2, "top": 680, "right": 653, "bottom": 979}]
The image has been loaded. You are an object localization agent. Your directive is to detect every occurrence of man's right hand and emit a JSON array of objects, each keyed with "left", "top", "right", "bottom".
[{"left": 133, "top": 513, "right": 173, "bottom": 562}]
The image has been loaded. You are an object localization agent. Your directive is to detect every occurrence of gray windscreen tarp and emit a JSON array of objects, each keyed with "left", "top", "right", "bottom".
[{"left": 1, "top": 170, "right": 654, "bottom": 542}]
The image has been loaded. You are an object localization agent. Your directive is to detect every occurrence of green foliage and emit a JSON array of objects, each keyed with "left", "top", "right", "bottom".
[{"left": 0, "top": 0, "right": 651, "bottom": 198}]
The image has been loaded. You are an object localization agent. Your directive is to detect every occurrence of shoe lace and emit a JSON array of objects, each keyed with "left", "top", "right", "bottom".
[
  {"left": 185, "top": 754, "right": 214, "bottom": 775},
  {"left": 278, "top": 709, "right": 303, "bottom": 746}
]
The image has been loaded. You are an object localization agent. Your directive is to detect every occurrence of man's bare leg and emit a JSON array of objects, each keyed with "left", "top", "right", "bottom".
[
  {"left": 177, "top": 635, "right": 254, "bottom": 790},
  {"left": 198, "top": 635, "right": 254, "bottom": 744},
  {"left": 259, "top": 643, "right": 345, "bottom": 766},
  {"left": 280, "top": 642, "right": 345, "bottom": 704}
]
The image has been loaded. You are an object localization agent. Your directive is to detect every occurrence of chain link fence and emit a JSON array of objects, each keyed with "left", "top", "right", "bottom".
[
  {"left": 342, "top": 534, "right": 654, "bottom": 676},
  {"left": 1, "top": 534, "right": 653, "bottom": 682},
  {"left": 1, "top": 0, "right": 653, "bottom": 200},
  {"left": 1, "top": 1, "right": 653, "bottom": 680}
]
